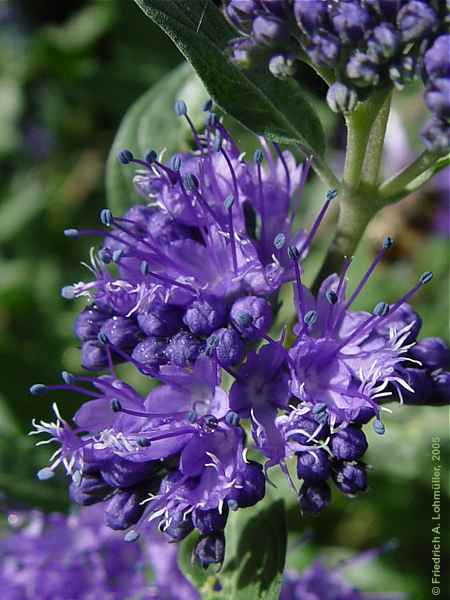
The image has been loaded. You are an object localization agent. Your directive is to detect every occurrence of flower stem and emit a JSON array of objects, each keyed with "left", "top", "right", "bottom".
[{"left": 312, "top": 87, "right": 392, "bottom": 291}]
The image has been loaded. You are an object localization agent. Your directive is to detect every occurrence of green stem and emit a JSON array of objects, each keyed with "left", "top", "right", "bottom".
[
  {"left": 378, "top": 150, "right": 450, "bottom": 204},
  {"left": 312, "top": 87, "right": 392, "bottom": 290},
  {"left": 343, "top": 87, "right": 391, "bottom": 190}
]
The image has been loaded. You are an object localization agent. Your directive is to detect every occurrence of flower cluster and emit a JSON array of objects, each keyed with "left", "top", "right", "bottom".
[
  {"left": 224, "top": 0, "right": 450, "bottom": 150},
  {"left": 62, "top": 100, "right": 310, "bottom": 375},
  {"left": 32, "top": 103, "right": 450, "bottom": 569}
]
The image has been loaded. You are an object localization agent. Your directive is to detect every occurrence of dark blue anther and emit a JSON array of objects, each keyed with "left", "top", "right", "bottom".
[
  {"left": 254, "top": 149, "right": 264, "bottom": 164},
  {"left": 326, "top": 189, "right": 337, "bottom": 201},
  {"left": 61, "top": 371, "right": 75, "bottom": 384},
  {"left": 304, "top": 310, "right": 318, "bottom": 327},
  {"left": 174, "top": 99, "right": 187, "bottom": 116},
  {"left": 326, "top": 290, "right": 338, "bottom": 304},
  {"left": 184, "top": 173, "right": 199, "bottom": 192},
  {"left": 112, "top": 249, "right": 123, "bottom": 263},
  {"left": 137, "top": 437, "right": 152, "bottom": 447},
  {"left": 144, "top": 150, "right": 157, "bottom": 164},
  {"left": 30, "top": 384, "right": 47, "bottom": 396},
  {"left": 170, "top": 155, "right": 182, "bottom": 171},
  {"left": 225, "top": 411, "right": 240, "bottom": 427},
  {"left": 420, "top": 271, "right": 433, "bottom": 284},
  {"left": 111, "top": 399, "right": 122, "bottom": 413},
  {"left": 224, "top": 194, "right": 235, "bottom": 210},
  {"left": 203, "top": 99, "right": 213, "bottom": 112},
  {"left": 61, "top": 286, "right": 75, "bottom": 300},
  {"left": 124, "top": 530, "right": 140, "bottom": 543},
  {"left": 274, "top": 232, "right": 286, "bottom": 250},
  {"left": 97, "top": 332, "right": 109, "bottom": 345},
  {"left": 64, "top": 229, "right": 79, "bottom": 238},
  {"left": 117, "top": 149, "right": 134, "bottom": 164},
  {"left": 37, "top": 468, "right": 55, "bottom": 481},
  {"left": 100, "top": 208, "right": 113, "bottom": 227},
  {"left": 373, "top": 302, "right": 389, "bottom": 317},
  {"left": 287, "top": 245, "right": 300, "bottom": 261},
  {"left": 373, "top": 418, "right": 385, "bottom": 435}
]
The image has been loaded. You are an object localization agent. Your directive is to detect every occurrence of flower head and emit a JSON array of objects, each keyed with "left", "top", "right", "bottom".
[{"left": 62, "top": 103, "right": 311, "bottom": 374}]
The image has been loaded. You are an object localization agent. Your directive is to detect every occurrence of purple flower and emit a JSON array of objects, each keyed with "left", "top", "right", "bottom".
[
  {"left": 288, "top": 242, "right": 432, "bottom": 425},
  {"left": 62, "top": 104, "right": 311, "bottom": 374}
]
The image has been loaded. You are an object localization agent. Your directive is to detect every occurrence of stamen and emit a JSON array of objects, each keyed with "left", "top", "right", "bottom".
[
  {"left": 225, "top": 194, "right": 238, "bottom": 274},
  {"left": 175, "top": 99, "right": 203, "bottom": 152},
  {"left": 297, "top": 189, "right": 336, "bottom": 258},
  {"left": 340, "top": 237, "right": 394, "bottom": 315},
  {"left": 288, "top": 245, "right": 305, "bottom": 321}
]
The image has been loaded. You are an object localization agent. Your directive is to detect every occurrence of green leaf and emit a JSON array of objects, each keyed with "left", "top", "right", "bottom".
[
  {"left": 379, "top": 150, "right": 450, "bottom": 204},
  {"left": 133, "top": 0, "right": 328, "bottom": 167},
  {"left": 106, "top": 62, "right": 208, "bottom": 213},
  {"left": 221, "top": 497, "right": 287, "bottom": 599}
]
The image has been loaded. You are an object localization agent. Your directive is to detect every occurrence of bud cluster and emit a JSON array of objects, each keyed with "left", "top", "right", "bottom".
[{"left": 224, "top": 0, "right": 450, "bottom": 150}]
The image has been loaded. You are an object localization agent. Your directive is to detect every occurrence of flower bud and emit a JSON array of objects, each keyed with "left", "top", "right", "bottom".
[
  {"left": 74, "top": 306, "right": 109, "bottom": 341},
  {"left": 424, "top": 79, "right": 450, "bottom": 120},
  {"left": 166, "top": 332, "right": 203, "bottom": 367},
  {"left": 330, "top": 426, "right": 368, "bottom": 461},
  {"left": 132, "top": 336, "right": 168, "bottom": 371},
  {"left": 137, "top": 306, "right": 182, "bottom": 337},
  {"left": 297, "top": 449, "right": 331, "bottom": 484},
  {"left": 100, "top": 316, "right": 141, "bottom": 350},
  {"left": 333, "top": 461, "right": 368, "bottom": 495},
  {"left": 346, "top": 51, "right": 380, "bottom": 87},
  {"left": 299, "top": 483, "right": 331, "bottom": 514},
  {"left": 183, "top": 299, "right": 226, "bottom": 336},
  {"left": 398, "top": 367, "right": 433, "bottom": 405},
  {"left": 230, "top": 296, "right": 272, "bottom": 340},
  {"left": 104, "top": 489, "right": 146, "bottom": 530},
  {"left": 193, "top": 532, "right": 226, "bottom": 569},
  {"left": 326, "top": 82, "right": 358, "bottom": 114},
  {"left": 293, "top": 0, "right": 327, "bottom": 36},
  {"left": 226, "top": 461, "right": 266, "bottom": 508},
  {"left": 397, "top": 1, "right": 437, "bottom": 43},
  {"left": 367, "top": 24, "right": 400, "bottom": 62},
  {"left": 410, "top": 337, "right": 450, "bottom": 371},
  {"left": 331, "top": 2, "right": 372, "bottom": 43},
  {"left": 421, "top": 118, "right": 450, "bottom": 152},
  {"left": 81, "top": 340, "right": 109, "bottom": 371},
  {"left": 212, "top": 327, "right": 245, "bottom": 367},
  {"left": 69, "top": 473, "right": 110, "bottom": 506},
  {"left": 269, "top": 53, "right": 297, "bottom": 80},
  {"left": 307, "top": 33, "right": 340, "bottom": 67},
  {"left": 252, "top": 15, "right": 288, "bottom": 47},
  {"left": 431, "top": 371, "right": 450, "bottom": 405},
  {"left": 100, "top": 457, "right": 155, "bottom": 489},
  {"left": 164, "top": 510, "right": 194, "bottom": 542},
  {"left": 192, "top": 505, "right": 229, "bottom": 535},
  {"left": 424, "top": 35, "right": 450, "bottom": 80}
]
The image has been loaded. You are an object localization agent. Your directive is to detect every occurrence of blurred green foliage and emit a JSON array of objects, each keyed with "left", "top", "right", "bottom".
[{"left": 0, "top": 1, "right": 448, "bottom": 599}]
